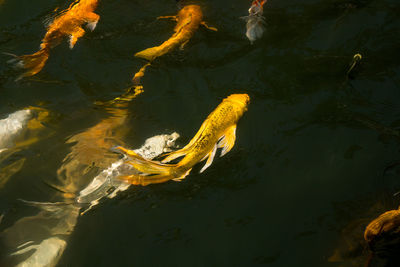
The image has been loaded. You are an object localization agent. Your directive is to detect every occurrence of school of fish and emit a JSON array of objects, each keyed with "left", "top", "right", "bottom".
[{"left": 2, "top": 0, "right": 399, "bottom": 266}]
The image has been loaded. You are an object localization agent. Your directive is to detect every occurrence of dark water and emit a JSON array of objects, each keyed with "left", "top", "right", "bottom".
[{"left": 1, "top": 0, "right": 400, "bottom": 266}]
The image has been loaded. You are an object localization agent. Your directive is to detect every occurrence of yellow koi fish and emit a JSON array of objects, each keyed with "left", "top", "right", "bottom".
[
  {"left": 114, "top": 93, "right": 250, "bottom": 186},
  {"left": 134, "top": 4, "right": 217, "bottom": 61},
  {"left": 9, "top": 0, "right": 99, "bottom": 80}
]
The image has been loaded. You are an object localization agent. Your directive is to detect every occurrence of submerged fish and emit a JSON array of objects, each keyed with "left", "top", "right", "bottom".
[
  {"left": 0, "top": 107, "right": 50, "bottom": 153},
  {"left": 76, "top": 132, "right": 180, "bottom": 213},
  {"left": 114, "top": 93, "right": 250, "bottom": 186},
  {"left": 8, "top": 0, "right": 99, "bottom": 80},
  {"left": 242, "top": 0, "right": 267, "bottom": 44},
  {"left": 134, "top": 4, "right": 217, "bottom": 61}
]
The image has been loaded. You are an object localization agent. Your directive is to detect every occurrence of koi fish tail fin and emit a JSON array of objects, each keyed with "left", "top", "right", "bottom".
[
  {"left": 7, "top": 49, "right": 50, "bottom": 80},
  {"left": 113, "top": 146, "right": 191, "bottom": 185},
  {"left": 161, "top": 147, "right": 190, "bottom": 163},
  {"left": 119, "top": 170, "right": 190, "bottom": 186},
  {"left": 134, "top": 46, "right": 161, "bottom": 61}
]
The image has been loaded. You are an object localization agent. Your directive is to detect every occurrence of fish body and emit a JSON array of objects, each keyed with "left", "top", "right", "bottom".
[
  {"left": 364, "top": 207, "right": 400, "bottom": 245},
  {"left": 135, "top": 5, "right": 216, "bottom": 61},
  {"left": 0, "top": 110, "right": 32, "bottom": 149},
  {"left": 0, "top": 107, "right": 49, "bottom": 151},
  {"left": 76, "top": 132, "right": 180, "bottom": 212},
  {"left": 243, "top": 0, "right": 267, "bottom": 44},
  {"left": 10, "top": 0, "right": 99, "bottom": 80},
  {"left": 115, "top": 94, "right": 250, "bottom": 185}
]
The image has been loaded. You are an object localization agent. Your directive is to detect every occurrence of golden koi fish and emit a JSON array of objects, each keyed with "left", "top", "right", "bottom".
[
  {"left": 364, "top": 206, "right": 400, "bottom": 245},
  {"left": 9, "top": 0, "right": 99, "bottom": 80},
  {"left": 114, "top": 93, "right": 250, "bottom": 186},
  {"left": 134, "top": 4, "right": 217, "bottom": 61}
]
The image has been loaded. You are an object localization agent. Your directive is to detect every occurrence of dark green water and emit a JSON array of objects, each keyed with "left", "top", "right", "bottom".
[{"left": 1, "top": 0, "right": 400, "bottom": 266}]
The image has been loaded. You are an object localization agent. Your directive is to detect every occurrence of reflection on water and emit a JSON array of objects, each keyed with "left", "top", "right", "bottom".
[
  {"left": 0, "top": 92, "right": 180, "bottom": 266},
  {"left": 2, "top": 201, "right": 79, "bottom": 267},
  {"left": 0, "top": 107, "right": 51, "bottom": 190}
]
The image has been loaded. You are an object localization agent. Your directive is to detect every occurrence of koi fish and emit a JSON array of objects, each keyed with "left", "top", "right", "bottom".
[
  {"left": 134, "top": 4, "right": 217, "bottom": 61},
  {"left": 364, "top": 207, "right": 400, "bottom": 245},
  {"left": 8, "top": 0, "right": 99, "bottom": 80},
  {"left": 114, "top": 93, "right": 250, "bottom": 186},
  {"left": 242, "top": 0, "right": 267, "bottom": 44},
  {"left": 0, "top": 107, "right": 50, "bottom": 152}
]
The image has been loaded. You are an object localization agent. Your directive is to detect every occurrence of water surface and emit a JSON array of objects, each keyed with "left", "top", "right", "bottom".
[{"left": 1, "top": 0, "right": 400, "bottom": 266}]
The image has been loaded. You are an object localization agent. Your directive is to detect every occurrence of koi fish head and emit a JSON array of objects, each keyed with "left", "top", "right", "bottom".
[
  {"left": 249, "top": 0, "right": 266, "bottom": 15},
  {"left": 180, "top": 4, "right": 202, "bottom": 17},
  {"left": 226, "top": 94, "right": 250, "bottom": 113}
]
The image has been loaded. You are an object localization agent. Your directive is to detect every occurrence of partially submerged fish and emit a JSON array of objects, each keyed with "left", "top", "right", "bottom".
[
  {"left": 0, "top": 107, "right": 50, "bottom": 153},
  {"left": 364, "top": 206, "right": 400, "bottom": 246},
  {"left": 134, "top": 4, "right": 217, "bottom": 61},
  {"left": 114, "top": 93, "right": 250, "bottom": 186},
  {"left": 242, "top": 0, "right": 267, "bottom": 44},
  {"left": 76, "top": 132, "right": 180, "bottom": 213},
  {"left": 7, "top": 0, "right": 99, "bottom": 80}
]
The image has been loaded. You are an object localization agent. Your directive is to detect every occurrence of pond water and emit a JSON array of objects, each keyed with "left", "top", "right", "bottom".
[{"left": 1, "top": 0, "right": 400, "bottom": 266}]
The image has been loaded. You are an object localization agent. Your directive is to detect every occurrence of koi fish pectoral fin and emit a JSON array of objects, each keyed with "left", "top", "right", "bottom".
[
  {"left": 157, "top": 15, "right": 178, "bottom": 21},
  {"left": 217, "top": 125, "right": 237, "bottom": 157},
  {"left": 86, "top": 20, "right": 98, "bottom": 32},
  {"left": 199, "top": 144, "right": 217, "bottom": 173},
  {"left": 179, "top": 40, "right": 189, "bottom": 50},
  {"left": 85, "top": 12, "right": 100, "bottom": 31},
  {"left": 69, "top": 26, "right": 85, "bottom": 49},
  {"left": 201, "top": 21, "right": 218, "bottom": 32}
]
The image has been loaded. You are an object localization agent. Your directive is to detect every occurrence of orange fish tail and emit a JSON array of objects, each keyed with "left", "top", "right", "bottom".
[
  {"left": 16, "top": 49, "right": 50, "bottom": 80},
  {"left": 134, "top": 46, "right": 162, "bottom": 61}
]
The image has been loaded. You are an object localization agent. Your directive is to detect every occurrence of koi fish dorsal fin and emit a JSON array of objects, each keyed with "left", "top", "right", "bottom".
[
  {"left": 161, "top": 118, "right": 211, "bottom": 163},
  {"left": 199, "top": 144, "right": 217, "bottom": 173},
  {"left": 200, "top": 21, "right": 218, "bottom": 31},
  {"left": 217, "top": 125, "right": 237, "bottom": 157},
  {"left": 181, "top": 117, "right": 211, "bottom": 150}
]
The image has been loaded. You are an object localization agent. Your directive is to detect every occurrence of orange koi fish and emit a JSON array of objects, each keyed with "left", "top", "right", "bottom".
[
  {"left": 9, "top": 0, "right": 99, "bottom": 80},
  {"left": 134, "top": 4, "right": 217, "bottom": 61},
  {"left": 242, "top": 0, "right": 267, "bottom": 44},
  {"left": 114, "top": 94, "right": 250, "bottom": 186},
  {"left": 364, "top": 206, "right": 400, "bottom": 245}
]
